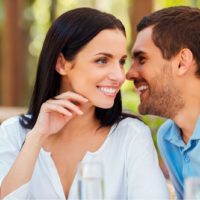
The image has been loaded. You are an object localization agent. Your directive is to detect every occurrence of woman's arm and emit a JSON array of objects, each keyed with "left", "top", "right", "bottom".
[{"left": 0, "top": 131, "right": 44, "bottom": 199}]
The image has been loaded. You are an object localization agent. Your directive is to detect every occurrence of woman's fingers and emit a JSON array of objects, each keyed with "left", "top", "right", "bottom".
[
  {"left": 54, "top": 91, "right": 88, "bottom": 103},
  {"left": 40, "top": 91, "right": 88, "bottom": 117},
  {"left": 47, "top": 99, "right": 83, "bottom": 115},
  {"left": 43, "top": 102, "right": 73, "bottom": 116},
  {"left": 35, "top": 92, "right": 87, "bottom": 135}
]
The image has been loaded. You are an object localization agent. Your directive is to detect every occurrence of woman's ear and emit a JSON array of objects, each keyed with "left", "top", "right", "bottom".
[
  {"left": 55, "top": 53, "right": 72, "bottom": 75},
  {"left": 176, "top": 48, "right": 194, "bottom": 76}
]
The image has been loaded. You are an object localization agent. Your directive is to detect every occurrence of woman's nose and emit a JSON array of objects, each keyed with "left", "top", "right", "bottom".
[{"left": 108, "top": 65, "right": 125, "bottom": 84}]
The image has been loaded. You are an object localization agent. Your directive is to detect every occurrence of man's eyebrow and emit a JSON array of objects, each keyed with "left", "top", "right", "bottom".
[{"left": 131, "top": 50, "right": 146, "bottom": 59}]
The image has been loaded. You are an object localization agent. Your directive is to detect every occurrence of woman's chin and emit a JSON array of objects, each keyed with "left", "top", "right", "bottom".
[{"left": 95, "top": 101, "right": 114, "bottom": 109}]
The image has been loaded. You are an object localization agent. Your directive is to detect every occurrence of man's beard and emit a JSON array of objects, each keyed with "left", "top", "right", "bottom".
[{"left": 139, "top": 67, "right": 184, "bottom": 119}]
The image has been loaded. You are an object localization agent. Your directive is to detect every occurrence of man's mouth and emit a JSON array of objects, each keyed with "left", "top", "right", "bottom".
[{"left": 136, "top": 84, "right": 149, "bottom": 95}]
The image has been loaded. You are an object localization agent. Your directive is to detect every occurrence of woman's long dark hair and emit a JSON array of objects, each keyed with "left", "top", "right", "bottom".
[{"left": 20, "top": 7, "right": 138, "bottom": 129}]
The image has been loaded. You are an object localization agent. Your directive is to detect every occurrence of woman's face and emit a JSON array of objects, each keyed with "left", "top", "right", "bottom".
[{"left": 60, "top": 29, "right": 127, "bottom": 109}]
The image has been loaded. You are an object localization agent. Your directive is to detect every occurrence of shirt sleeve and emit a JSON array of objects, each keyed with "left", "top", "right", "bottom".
[
  {"left": 0, "top": 118, "right": 31, "bottom": 199},
  {"left": 126, "top": 123, "right": 169, "bottom": 200}
]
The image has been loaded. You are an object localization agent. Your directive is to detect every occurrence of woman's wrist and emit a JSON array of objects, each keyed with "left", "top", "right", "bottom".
[{"left": 25, "top": 130, "right": 48, "bottom": 148}]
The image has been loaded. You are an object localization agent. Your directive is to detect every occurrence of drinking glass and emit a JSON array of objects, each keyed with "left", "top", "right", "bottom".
[
  {"left": 184, "top": 177, "right": 200, "bottom": 200},
  {"left": 78, "top": 162, "right": 104, "bottom": 200}
]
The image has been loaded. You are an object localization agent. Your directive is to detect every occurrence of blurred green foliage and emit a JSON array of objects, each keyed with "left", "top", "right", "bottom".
[{"left": 155, "top": 0, "right": 200, "bottom": 9}]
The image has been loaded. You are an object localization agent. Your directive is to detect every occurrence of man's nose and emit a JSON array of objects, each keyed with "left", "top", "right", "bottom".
[{"left": 126, "top": 63, "right": 139, "bottom": 80}]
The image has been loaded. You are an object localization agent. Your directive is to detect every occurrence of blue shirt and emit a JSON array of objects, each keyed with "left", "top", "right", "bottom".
[{"left": 157, "top": 118, "right": 200, "bottom": 200}]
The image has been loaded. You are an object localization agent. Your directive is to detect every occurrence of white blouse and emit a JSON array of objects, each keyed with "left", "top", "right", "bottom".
[{"left": 0, "top": 116, "right": 169, "bottom": 200}]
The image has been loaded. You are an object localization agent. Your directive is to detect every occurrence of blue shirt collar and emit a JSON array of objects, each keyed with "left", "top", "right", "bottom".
[
  {"left": 164, "top": 117, "right": 200, "bottom": 147},
  {"left": 164, "top": 120, "right": 185, "bottom": 147},
  {"left": 191, "top": 117, "right": 200, "bottom": 140}
]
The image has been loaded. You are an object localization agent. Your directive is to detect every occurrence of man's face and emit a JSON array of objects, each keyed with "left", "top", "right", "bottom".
[{"left": 126, "top": 26, "right": 184, "bottom": 118}]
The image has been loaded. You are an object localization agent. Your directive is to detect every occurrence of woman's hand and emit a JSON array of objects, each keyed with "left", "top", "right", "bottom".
[
  {"left": 31, "top": 91, "right": 88, "bottom": 137},
  {"left": 0, "top": 92, "right": 88, "bottom": 199}
]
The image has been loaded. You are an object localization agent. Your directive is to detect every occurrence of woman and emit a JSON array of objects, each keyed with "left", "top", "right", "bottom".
[{"left": 0, "top": 7, "right": 169, "bottom": 199}]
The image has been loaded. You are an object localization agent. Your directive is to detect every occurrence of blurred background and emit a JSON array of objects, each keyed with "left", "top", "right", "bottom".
[{"left": 0, "top": 0, "right": 200, "bottom": 191}]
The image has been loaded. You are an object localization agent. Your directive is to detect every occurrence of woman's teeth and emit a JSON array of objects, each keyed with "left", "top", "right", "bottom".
[{"left": 98, "top": 87, "right": 117, "bottom": 95}]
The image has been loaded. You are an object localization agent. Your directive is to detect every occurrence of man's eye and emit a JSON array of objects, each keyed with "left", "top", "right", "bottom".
[
  {"left": 138, "top": 57, "right": 146, "bottom": 64},
  {"left": 96, "top": 57, "right": 107, "bottom": 64}
]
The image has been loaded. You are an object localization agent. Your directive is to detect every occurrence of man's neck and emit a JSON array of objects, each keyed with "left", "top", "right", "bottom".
[{"left": 174, "top": 105, "right": 200, "bottom": 144}]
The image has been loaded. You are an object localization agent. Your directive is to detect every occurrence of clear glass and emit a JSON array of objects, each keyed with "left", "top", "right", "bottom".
[
  {"left": 78, "top": 162, "right": 104, "bottom": 200},
  {"left": 184, "top": 177, "right": 200, "bottom": 200}
]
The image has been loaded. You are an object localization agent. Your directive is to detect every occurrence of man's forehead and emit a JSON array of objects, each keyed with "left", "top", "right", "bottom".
[{"left": 131, "top": 27, "right": 154, "bottom": 55}]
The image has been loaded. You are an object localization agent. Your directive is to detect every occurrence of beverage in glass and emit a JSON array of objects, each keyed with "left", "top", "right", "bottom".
[
  {"left": 78, "top": 162, "right": 104, "bottom": 200},
  {"left": 184, "top": 177, "right": 200, "bottom": 200}
]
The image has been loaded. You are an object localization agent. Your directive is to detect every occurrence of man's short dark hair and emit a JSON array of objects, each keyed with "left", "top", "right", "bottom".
[{"left": 137, "top": 6, "right": 200, "bottom": 75}]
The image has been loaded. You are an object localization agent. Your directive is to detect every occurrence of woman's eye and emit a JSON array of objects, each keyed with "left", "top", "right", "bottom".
[
  {"left": 119, "top": 59, "right": 126, "bottom": 66},
  {"left": 96, "top": 57, "right": 107, "bottom": 64}
]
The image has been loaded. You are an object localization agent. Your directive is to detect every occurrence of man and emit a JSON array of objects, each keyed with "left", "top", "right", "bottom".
[{"left": 126, "top": 6, "right": 200, "bottom": 200}]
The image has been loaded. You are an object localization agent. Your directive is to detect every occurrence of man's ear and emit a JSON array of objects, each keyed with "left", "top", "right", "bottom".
[
  {"left": 176, "top": 48, "right": 194, "bottom": 76},
  {"left": 55, "top": 53, "right": 72, "bottom": 75}
]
